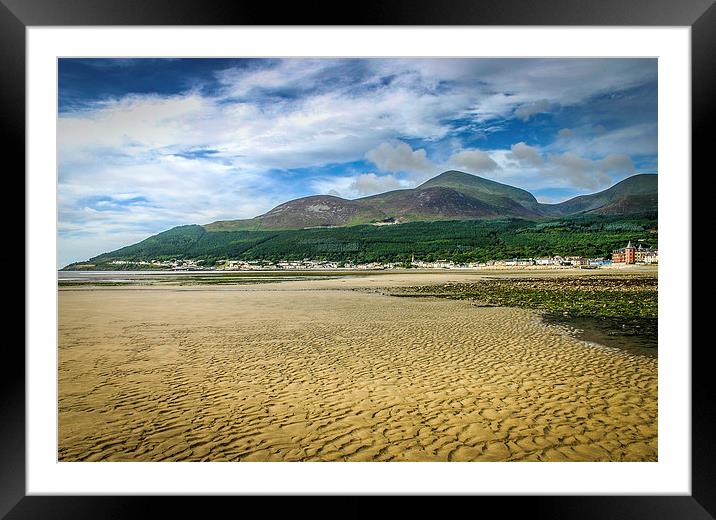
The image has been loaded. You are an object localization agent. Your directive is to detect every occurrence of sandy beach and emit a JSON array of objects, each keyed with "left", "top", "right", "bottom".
[{"left": 58, "top": 270, "right": 657, "bottom": 461}]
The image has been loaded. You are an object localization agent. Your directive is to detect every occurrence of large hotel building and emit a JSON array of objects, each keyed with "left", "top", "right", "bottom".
[{"left": 612, "top": 241, "right": 658, "bottom": 264}]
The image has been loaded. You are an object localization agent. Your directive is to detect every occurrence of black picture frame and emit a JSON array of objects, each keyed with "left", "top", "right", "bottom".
[{"left": 5, "top": 0, "right": 709, "bottom": 516}]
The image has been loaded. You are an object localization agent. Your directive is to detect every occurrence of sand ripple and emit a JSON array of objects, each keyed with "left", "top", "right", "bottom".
[{"left": 59, "top": 283, "right": 657, "bottom": 462}]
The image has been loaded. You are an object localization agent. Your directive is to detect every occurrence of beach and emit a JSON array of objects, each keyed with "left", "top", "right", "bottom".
[{"left": 58, "top": 269, "right": 657, "bottom": 462}]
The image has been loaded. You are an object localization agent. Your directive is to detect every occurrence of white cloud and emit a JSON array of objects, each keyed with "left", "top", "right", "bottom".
[
  {"left": 58, "top": 94, "right": 208, "bottom": 158},
  {"left": 484, "top": 144, "right": 636, "bottom": 193},
  {"left": 453, "top": 59, "right": 655, "bottom": 122},
  {"left": 514, "top": 99, "right": 551, "bottom": 121},
  {"left": 349, "top": 173, "right": 404, "bottom": 196},
  {"left": 598, "top": 154, "right": 637, "bottom": 176},
  {"left": 550, "top": 123, "right": 657, "bottom": 159},
  {"left": 311, "top": 172, "right": 408, "bottom": 199},
  {"left": 449, "top": 149, "right": 500, "bottom": 172},
  {"left": 57, "top": 153, "right": 287, "bottom": 266},
  {"left": 541, "top": 153, "right": 635, "bottom": 190},
  {"left": 365, "top": 141, "right": 439, "bottom": 177},
  {"left": 546, "top": 154, "right": 610, "bottom": 190},
  {"left": 506, "top": 142, "right": 544, "bottom": 167}
]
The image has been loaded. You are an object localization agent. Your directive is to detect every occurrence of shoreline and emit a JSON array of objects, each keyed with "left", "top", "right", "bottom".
[
  {"left": 59, "top": 264, "right": 658, "bottom": 274},
  {"left": 57, "top": 265, "right": 657, "bottom": 287}
]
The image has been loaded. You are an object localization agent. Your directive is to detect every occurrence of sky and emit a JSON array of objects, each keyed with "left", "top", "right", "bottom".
[{"left": 58, "top": 58, "right": 657, "bottom": 267}]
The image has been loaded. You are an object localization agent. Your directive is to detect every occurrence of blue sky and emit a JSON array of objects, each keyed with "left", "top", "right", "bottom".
[{"left": 58, "top": 58, "right": 657, "bottom": 267}]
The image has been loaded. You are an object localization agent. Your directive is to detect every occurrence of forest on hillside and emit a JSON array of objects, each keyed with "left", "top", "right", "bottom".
[{"left": 67, "top": 213, "right": 658, "bottom": 270}]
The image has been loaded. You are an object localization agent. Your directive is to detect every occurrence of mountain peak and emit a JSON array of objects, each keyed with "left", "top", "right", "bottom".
[
  {"left": 422, "top": 170, "right": 477, "bottom": 182},
  {"left": 419, "top": 170, "right": 542, "bottom": 213},
  {"left": 418, "top": 170, "right": 486, "bottom": 188}
]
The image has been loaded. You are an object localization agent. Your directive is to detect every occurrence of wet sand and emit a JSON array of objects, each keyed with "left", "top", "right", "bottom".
[{"left": 58, "top": 270, "right": 657, "bottom": 461}]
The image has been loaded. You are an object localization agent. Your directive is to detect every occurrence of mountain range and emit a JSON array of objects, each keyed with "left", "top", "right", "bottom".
[
  {"left": 205, "top": 171, "right": 657, "bottom": 231},
  {"left": 64, "top": 171, "right": 657, "bottom": 269}
]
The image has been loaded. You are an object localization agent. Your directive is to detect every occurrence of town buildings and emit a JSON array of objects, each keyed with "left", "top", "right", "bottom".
[
  {"left": 115, "top": 242, "right": 657, "bottom": 272},
  {"left": 635, "top": 244, "right": 659, "bottom": 264}
]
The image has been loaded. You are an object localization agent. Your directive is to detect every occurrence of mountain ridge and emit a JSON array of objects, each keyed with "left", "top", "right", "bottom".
[{"left": 205, "top": 171, "right": 657, "bottom": 231}]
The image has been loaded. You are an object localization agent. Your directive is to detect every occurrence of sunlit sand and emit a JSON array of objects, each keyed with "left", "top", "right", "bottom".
[{"left": 58, "top": 270, "right": 657, "bottom": 461}]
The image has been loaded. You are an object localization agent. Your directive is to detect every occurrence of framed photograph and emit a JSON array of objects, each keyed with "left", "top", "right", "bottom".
[{"left": 7, "top": 0, "right": 709, "bottom": 516}]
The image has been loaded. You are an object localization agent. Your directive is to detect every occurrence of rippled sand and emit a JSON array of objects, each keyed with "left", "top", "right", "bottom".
[{"left": 58, "top": 272, "right": 657, "bottom": 461}]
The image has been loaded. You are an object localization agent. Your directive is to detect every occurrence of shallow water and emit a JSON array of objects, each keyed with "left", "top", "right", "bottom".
[
  {"left": 58, "top": 270, "right": 348, "bottom": 286},
  {"left": 542, "top": 314, "right": 657, "bottom": 358}
]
